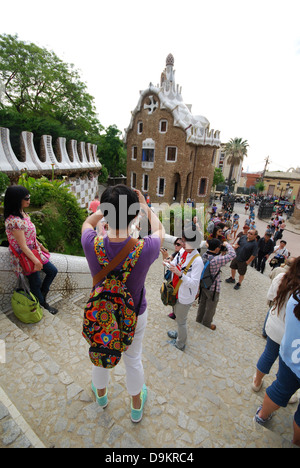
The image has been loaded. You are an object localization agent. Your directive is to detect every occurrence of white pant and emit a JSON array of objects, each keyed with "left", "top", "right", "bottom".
[{"left": 92, "top": 309, "right": 148, "bottom": 396}]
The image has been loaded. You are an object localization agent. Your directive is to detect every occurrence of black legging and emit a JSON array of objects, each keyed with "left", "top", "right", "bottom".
[{"left": 27, "top": 261, "right": 58, "bottom": 305}]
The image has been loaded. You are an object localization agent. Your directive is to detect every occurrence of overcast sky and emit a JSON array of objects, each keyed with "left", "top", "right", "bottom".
[{"left": 1, "top": 0, "right": 300, "bottom": 173}]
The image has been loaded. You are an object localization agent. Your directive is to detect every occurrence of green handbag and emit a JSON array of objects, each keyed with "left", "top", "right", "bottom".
[
  {"left": 160, "top": 279, "right": 180, "bottom": 307},
  {"left": 160, "top": 254, "right": 200, "bottom": 307},
  {"left": 11, "top": 276, "right": 43, "bottom": 324}
]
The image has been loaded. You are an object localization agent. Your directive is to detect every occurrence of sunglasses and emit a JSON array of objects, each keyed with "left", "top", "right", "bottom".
[
  {"left": 174, "top": 242, "right": 182, "bottom": 247},
  {"left": 23, "top": 196, "right": 31, "bottom": 201}
]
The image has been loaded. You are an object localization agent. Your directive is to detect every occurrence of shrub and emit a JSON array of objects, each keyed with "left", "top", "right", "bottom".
[
  {"left": 0, "top": 172, "right": 10, "bottom": 197},
  {"left": 18, "top": 173, "right": 87, "bottom": 255}
]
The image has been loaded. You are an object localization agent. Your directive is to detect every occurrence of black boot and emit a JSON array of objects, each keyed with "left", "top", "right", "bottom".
[
  {"left": 43, "top": 302, "right": 58, "bottom": 315},
  {"left": 41, "top": 289, "right": 48, "bottom": 302}
]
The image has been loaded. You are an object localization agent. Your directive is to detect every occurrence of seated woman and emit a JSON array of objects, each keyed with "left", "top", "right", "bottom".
[{"left": 4, "top": 185, "right": 58, "bottom": 314}]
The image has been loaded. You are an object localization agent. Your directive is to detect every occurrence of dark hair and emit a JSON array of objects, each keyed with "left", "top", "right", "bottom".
[
  {"left": 4, "top": 185, "right": 30, "bottom": 220},
  {"left": 207, "top": 238, "right": 221, "bottom": 251},
  {"left": 100, "top": 185, "right": 139, "bottom": 230},
  {"left": 273, "top": 256, "right": 300, "bottom": 313},
  {"left": 292, "top": 288, "right": 300, "bottom": 321},
  {"left": 211, "top": 225, "right": 224, "bottom": 239}
]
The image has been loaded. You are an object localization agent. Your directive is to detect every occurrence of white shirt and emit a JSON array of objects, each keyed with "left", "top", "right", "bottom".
[
  {"left": 274, "top": 245, "right": 289, "bottom": 258},
  {"left": 265, "top": 273, "right": 289, "bottom": 344},
  {"left": 170, "top": 248, "right": 204, "bottom": 305}
]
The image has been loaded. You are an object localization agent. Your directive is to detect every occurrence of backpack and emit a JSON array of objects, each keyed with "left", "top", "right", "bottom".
[
  {"left": 200, "top": 255, "right": 220, "bottom": 290},
  {"left": 82, "top": 237, "right": 144, "bottom": 369}
]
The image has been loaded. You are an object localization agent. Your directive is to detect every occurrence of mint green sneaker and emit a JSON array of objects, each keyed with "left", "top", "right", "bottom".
[
  {"left": 91, "top": 382, "right": 108, "bottom": 408},
  {"left": 131, "top": 384, "right": 147, "bottom": 423}
]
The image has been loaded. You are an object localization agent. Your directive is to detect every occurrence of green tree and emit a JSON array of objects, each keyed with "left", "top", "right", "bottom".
[
  {"left": 255, "top": 181, "right": 265, "bottom": 193},
  {"left": 98, "top": 125, "right": 127, "bottom": 177},
  {"left": 224, "top": 138, "right": 249, "bottom": 181},
  {"left": 0, "top": 34, "right": 103, "bottom": 140},
  {"left": 0, "top": 171, "right": 10, "bottom": 196},
  {"left": 212, "top": 167, "right": 225, "bottom": 189},
  {"left": 0, "top": 34, "right": 128, "bottom": 178}
]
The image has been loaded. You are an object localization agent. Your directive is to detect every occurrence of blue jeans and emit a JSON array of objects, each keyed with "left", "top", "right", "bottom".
[
  {"left": 27, "top": 261, "right": 58, "bottom": 306},
  {"left": 257, "top": 336, "right": 280, "bottom": 375},
  {"left": 267, "top": 356, "right": 300, "bottom": 426}
]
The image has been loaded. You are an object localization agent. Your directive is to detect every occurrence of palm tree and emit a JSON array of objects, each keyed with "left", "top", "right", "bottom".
[{"left": 224, "top": 138, "right": 249, "bottom": 181}]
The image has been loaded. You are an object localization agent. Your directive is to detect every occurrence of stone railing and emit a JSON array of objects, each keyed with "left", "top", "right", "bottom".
[
  {"left": 0, "top": 127, "right": 101, "bottom": 177},
  {"left": 0, "top": 127, "right": 102, "bottom": 208},
  {"left": 0, "top": 247, "right": 92, "bottom": 313}
]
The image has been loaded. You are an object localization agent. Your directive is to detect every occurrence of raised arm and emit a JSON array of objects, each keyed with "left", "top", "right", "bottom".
[{"left": 134, "top": 189, "right": 165, "bottom": 246}]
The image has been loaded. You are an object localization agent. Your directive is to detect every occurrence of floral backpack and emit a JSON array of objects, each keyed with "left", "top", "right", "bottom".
[{"left": 82, "top": 237, "right": 144, "bottom": 369}]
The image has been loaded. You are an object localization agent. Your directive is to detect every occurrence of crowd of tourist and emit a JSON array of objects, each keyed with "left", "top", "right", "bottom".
[
  {"left": 161, "top": 200, "right": 300, "bottom": 445},
  {"left": 3, "top": 185, "right": 300, "bottom": 445}
]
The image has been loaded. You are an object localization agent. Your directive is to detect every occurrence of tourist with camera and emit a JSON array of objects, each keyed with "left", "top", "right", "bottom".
[{"left": 196, "top": 239, "right": 236, "bottom": 330}]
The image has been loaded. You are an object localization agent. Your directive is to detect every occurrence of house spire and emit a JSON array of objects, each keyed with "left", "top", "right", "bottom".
[{"left": 165, "top": 53, "right": 175, "bottom": 84}]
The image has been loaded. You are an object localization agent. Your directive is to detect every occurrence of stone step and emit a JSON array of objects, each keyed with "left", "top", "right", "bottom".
[
  {"left": 0, "top": 386, "right": 41, "bottom": 448},
  {"left": 0, "top": 303, "right": 223, "bottom": 448},
  {"left": 6, "top": 297, "right": 92, "bottom": 390},
  {"left": 1, "top": 282, "right": 298, "bottom": 448},
  {"left": 143, "top": 310, "right": 296, "bottom": 448},
  {"left": 0, "top": 312, "right": 95, "bottom": 448}
]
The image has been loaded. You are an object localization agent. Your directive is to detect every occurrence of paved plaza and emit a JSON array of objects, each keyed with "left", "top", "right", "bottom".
[{"left": 0, "top": 203, "right": 299, "bottom": 448}]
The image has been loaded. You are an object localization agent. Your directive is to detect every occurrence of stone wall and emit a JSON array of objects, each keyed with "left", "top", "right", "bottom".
[
  {"left": 0, "top": 127, "right": 102, "bottom": 208},
  {"left": 0, "top": 247, "right": 91, "bottom": 313}
]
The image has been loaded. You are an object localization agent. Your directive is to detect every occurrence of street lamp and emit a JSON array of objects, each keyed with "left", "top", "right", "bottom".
[
  {"left": 277, "top": 181, "right": 291, "bottom": 199},
  {"left": 277, "top": 181, "right": 283, "bottom": 198}
]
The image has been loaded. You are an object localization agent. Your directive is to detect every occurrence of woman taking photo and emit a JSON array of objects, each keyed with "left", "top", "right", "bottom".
[
  {"left": 161, "top": 237, "right": 184, "bottom": 320},
  {"left": 4, "top": 185, "right": 58, "bottom": 315}
]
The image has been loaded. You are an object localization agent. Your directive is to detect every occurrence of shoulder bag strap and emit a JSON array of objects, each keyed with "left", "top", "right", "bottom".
[
  {"left": 9, "top": 243, "right": 20, "bottom": 258},
  {"left": 173, "top": 254, "right": 200, "bottom": 295},
  {"left": 92, "top": 238, "right": 138, "bottom": 287}
]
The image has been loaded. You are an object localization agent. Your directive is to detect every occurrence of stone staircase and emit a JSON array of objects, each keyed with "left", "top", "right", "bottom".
[{"left": 0, "top": 260, "right": 298, "bottom": 448}]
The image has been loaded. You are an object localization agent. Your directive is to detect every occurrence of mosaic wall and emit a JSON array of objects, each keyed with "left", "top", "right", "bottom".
[{"left": 0, "top": 127, "right": 102, "bottom": 208}]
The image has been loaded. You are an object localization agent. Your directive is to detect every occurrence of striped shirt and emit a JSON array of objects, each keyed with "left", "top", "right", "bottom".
[{"left": 202, "top": 243, "right": 236, "bottom": 293}]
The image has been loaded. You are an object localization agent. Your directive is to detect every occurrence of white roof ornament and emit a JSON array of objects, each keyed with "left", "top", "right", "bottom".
[
  {"left": 144, "top": 95, "right": 158, "bottom": 114},
  {"left": 124, "top": 54, "right": 221, "bottom": 147},
  {"left": 287, "top": 167, "right": 300, "bottom": 173},
  {"left": 166, "top": 53, "right": 174, "bottom": 66}
]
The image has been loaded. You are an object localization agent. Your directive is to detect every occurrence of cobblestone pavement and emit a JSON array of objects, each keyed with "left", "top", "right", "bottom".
[{"left": 0, "top": 205, "right": 299, "bottom": 448}]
